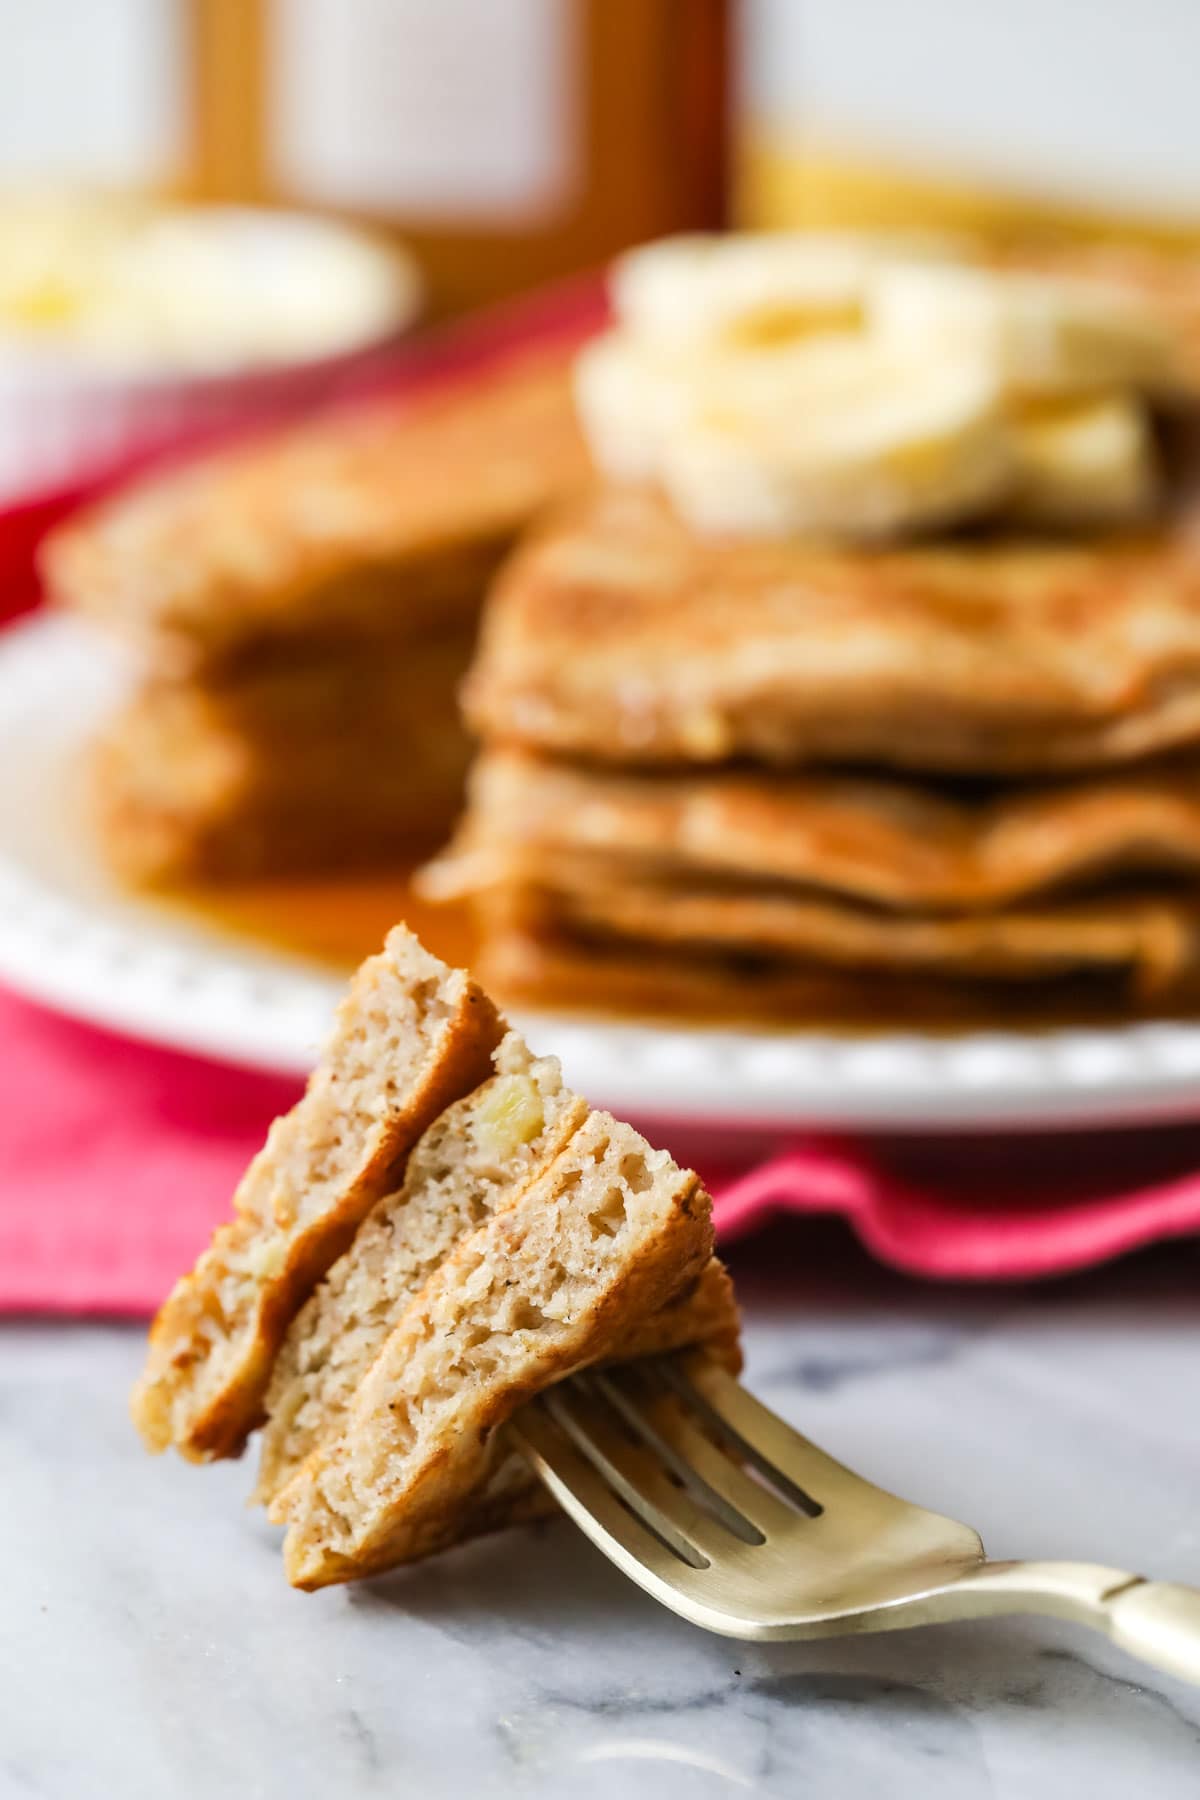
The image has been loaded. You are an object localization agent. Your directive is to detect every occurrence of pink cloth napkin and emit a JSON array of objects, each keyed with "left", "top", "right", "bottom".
[{"left": 3, "top": 984, "right": 1200, "bottom": 1315}]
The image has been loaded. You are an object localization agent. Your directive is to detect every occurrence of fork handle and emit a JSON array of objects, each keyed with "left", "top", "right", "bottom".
[
  {"left": 948, "top": 1561, "right": 1200, "bottom": 1686},
  {"left": 1104, "top": 1581, "right": 1200, "bottom": 1686}
]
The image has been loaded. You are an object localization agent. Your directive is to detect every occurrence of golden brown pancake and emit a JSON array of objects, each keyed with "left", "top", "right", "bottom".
[
  {"left": 464, "top": 485, "right": 1200, "bottom": 776},
  {"left": 429, "top": 746, "right": 1200, "bottom": 915},
  {"left": 96, "top": 635, "right": 475, "bottom": 881},
  {"left": 43, "top": 344, "right": 590, "bottom": 674},
  {"left": 280, "top": 1254, "right": 740, "bottom": 1589},
  {"left": 131, "top": 926, "right": 504, "bottom": 1463},
  {"left": 474, "top": 860, "right": 1200, "bottom": 997},
  {"left": 131, "top": 925, "right": 741, "bottom": 1587},
  {"left": 470, "top": 902, "right": 1200, "bottom": 1030},
  {"left": 275, "top": 1107, "right": 723, "bottom": 1589},
  {"left": 255, "top": 1030, "right": 738, "bottom": 1571},
  {"left": 46, "top": 346, "right": 591, "bottom": 882}
]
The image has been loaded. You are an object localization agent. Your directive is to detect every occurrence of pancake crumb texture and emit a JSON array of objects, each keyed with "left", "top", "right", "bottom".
[
  {"left": 130, "top": 926, "right": 502, "bottom": 1462},
  {"left": 276, "top": 1111, "right": 714, "bottom": 1589},
  {"left": 131, "top": 928, "right": 741, "bottom": 1588},
  {"left": 255, "top": 1032, "right": 586, "bottom": 1506}
]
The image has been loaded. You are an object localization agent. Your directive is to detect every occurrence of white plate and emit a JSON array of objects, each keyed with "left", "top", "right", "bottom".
[{"left": 5, "top": 612, "right": 1200, "bottom": 1131}]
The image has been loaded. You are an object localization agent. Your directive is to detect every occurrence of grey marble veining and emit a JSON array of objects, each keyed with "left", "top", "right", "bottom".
[{"left": 2, "top": 1247, "right": 1199, "bottom": 1799}]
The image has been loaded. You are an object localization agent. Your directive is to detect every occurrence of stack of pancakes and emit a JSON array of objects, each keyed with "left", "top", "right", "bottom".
[
  {"left": 43, "top": 345, "right": 590, "bottom": 881},
  {"left": 427, "top": 240, "right": 1200, "bottom": 1024},
  {"left": 44, "top": 228, "right": 1200, "bottom": 1026}
]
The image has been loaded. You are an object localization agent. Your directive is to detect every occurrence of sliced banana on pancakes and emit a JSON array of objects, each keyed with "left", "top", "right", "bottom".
[
  {"left": 660, "top": 339, "right": 1013, "bottom": 540},
  {"left": 1008, "top": 391, "right": 1159, "bottom": 527},
  {"left": 576, "top": 232, "right": 1180, "bottom": 541},
  {"left": 612, "top": 230, "right": 963, "bottom": 352},
  {"left": 871, "top": 262, "right": 1178, "bottom": 398},
  {"left": 573, "top": 332, "right": 693, "bottom": 483}
]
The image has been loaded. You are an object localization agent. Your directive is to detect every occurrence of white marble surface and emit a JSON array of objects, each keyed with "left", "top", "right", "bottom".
[{"left": 2, "top": 1246, "right": 1199, "bottom": 1799}]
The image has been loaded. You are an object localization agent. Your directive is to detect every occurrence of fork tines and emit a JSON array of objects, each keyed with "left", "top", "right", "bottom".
[{"left": 512, "top": 1353, "right": 832, "bottom": 1575}]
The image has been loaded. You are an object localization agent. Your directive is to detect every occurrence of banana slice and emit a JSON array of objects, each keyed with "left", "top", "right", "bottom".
[
  {"left": 575, "top": 326, "right": 867, "bottom": 484},
  {"left": 659, "top": 338, "right": 1013, "bottom": 540},
  {"left": 576, "top": 325, "right": 893, "bottom": 488},
  {"left": 871, "top": 262, "right": 1177, "bottom": 397},
  {"left": 573, "top": 331, "right": 693, "bottom": 481},
  {"left": 1007, "top": 391, "right": 1159, "bottom": 527},
  {"left": 579, "top": 237, "right": 1173, "bottom": 541},
  {"left": 611, "top": 231, "right": 968, "bottom": 353}
]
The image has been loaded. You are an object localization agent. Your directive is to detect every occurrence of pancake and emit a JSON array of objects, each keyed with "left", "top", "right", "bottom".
[
  {"left": 464, "top": 485, "right": 1200, "bottom": 776},
  {"left": 468, "top": 905, "right": 1200, "bottom": 1029},
  {"left": 275, "top": 1256, "right": 740, "bottom": 1581},
  {"left": 132, "top": 922, "right": 741, "bottom": 1590},
  {"left": 43, "top": 344, "right": 589, "bottom": 674},
  {"left": 255, "top": 1029, "right": 738, "bottom": 1558},
  {"left": 428, "top": 746, "right": 1200, "bottom": 916},
  {"left": 275, "top": 1107, "right": 721, "bottom": 1589},
  {"left": 519, "top": 863, "right": 1200, "bottom": 993},
  {"left": 255, "top": 1029, "right": 591, "bottom": 1509},
  {"left": 429, "top": 1250, "right": 740, "bottom": 1568},
  {"left": 96, "top": 635, "right": 475, "bottom": 881},
  {"left": 131, "top": 927, "right": 503, "bottom": 1462}
]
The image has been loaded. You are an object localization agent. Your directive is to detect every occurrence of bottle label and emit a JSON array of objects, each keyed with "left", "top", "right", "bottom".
[{"left": 269, "top": 0, "right": 580, "bottom": 222}]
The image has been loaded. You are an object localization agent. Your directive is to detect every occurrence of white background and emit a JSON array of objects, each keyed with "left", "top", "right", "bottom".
[
  {"left": 744, "top": 0, "right": 1200, "bottom": 216},
  {"left": 0, "top": 0, "right": 184, "bottom": 183},
  {"left": 0, "top": 1, "right": 1197, "bottom": 215}
]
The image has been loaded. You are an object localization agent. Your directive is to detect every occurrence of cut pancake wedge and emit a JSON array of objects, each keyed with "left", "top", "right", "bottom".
[
  {"left": 131, "top": 926, "right": 503, "bottom": 1461},
  {"left": 356, "top": 1257, "right": 741, "bottom": 1567},
  {"left": 254, "top": 1031, "right": 589, "bottom": 1506},
  {"left": 257, "top": 1030, "right": 738, "bottom": 1524},
  {"left": 274, "top": 1109, "right": 721, "bottom": 1589},
  {"left": 132, "top": 924, "right": 740, "bottom": 1589}
]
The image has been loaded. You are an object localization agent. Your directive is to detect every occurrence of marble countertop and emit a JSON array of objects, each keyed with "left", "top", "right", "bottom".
[{"left": 3, "top": 1243, "right": 1199, "bottom": 1799}]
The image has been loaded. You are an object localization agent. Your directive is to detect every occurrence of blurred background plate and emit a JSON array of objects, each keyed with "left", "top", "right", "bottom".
[
  {"left": 6, "top": 609, "right": 1200, "bottom": 1132},
  {"left": 0, "top": 202, "right": 422, "bottom": 507}
]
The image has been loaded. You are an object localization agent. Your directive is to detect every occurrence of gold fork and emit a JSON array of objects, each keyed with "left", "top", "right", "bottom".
[{"left": 509, "top": 1351, "right": 1200, "bottom": 1685}]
